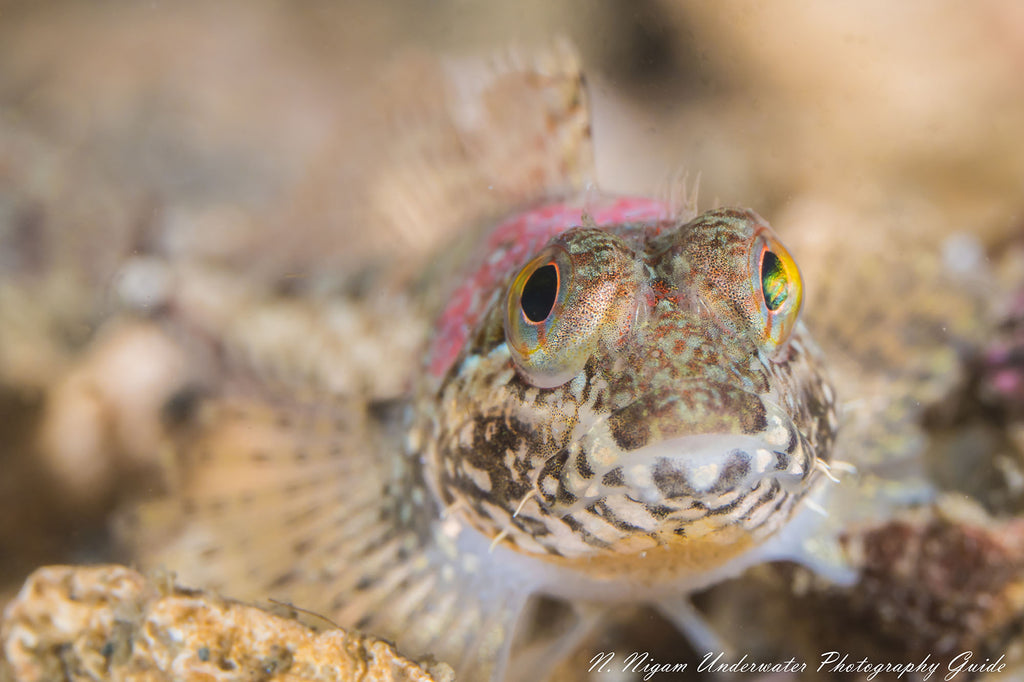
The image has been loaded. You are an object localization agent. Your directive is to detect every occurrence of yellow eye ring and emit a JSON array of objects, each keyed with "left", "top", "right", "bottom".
[
  {"left": 751, "top": 230, "right": 803, "bottom": 349},
  {"left": 517, "top": 260, "right": 561, "bottom": 326},
  {"left": 504, "top": 246, "right": 580, "bottom": 387},
  {"left": 506, "top": 247, "right": 571, "bottom": 363}
]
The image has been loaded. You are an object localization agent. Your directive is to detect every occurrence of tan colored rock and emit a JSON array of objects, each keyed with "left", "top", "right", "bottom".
[{"left": 1, "top": 565, "right": 452, "bottom": 682}]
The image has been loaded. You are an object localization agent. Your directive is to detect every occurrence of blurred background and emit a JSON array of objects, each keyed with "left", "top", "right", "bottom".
[{"left": 2, "top": 1, "right": 1024, "bottom": 678}]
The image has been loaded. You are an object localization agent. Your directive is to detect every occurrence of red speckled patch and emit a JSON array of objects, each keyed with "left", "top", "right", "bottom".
[{"left": 428, "top": 196, "right": 669, "bottom": 379}]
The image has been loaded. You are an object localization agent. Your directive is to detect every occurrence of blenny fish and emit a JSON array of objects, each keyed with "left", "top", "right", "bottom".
[
  {"left": 118, "top": 48, "right": 842, "bottom": 681},
  {"left": 125, "top": 202, "right": 839, "bottom": 680},
  {"left": 1, "top": 10, "right": 1019, "bottom": 679}
]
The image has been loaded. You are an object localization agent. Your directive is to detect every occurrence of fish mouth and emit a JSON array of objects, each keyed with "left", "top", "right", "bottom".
[
  {"left": 545, "top": 391, "right": 816, "bottom": 516},
  {"left": 616, "top": 431, "right": 812, "bottom": 507}
]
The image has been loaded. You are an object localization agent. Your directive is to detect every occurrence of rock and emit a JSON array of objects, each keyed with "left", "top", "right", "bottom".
[{"left": 1, "top": 565, "right": 452, "bottom": 682}]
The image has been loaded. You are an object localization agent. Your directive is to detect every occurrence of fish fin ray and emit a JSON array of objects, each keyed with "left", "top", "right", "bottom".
[{"left": 118, "top": 390, "right": 534, "bottom": 680}]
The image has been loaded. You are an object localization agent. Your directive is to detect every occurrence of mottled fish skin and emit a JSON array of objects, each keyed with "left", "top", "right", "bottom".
[
  {"left": 419, "top": 200, "right": 838, "bottom": 591},
  {"left": 123, "top": 200, "right": 838, "bottom": 681}
]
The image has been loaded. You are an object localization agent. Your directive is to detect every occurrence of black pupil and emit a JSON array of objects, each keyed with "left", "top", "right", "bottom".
[
  {"left": 520, "top": 264, "right": 558, "bottom": 323},
  {"left": 761, "top": 250, "right": 786, "bottom": 311}
]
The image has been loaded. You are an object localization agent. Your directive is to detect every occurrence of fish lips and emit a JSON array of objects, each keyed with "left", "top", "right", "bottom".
[{"left": 541, "top": 390, "right": 815, "bottom": 516}]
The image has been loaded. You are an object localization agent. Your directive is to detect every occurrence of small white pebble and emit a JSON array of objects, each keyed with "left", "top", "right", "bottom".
[
  {"left": 941, "top": 232, "right": 985, "bottom": 276},
  {"left": 116, "top": 257, "right": 173, "bottom": 310}
]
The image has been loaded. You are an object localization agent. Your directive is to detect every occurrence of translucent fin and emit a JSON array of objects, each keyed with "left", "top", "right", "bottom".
[
  {"left": 750, "top": 479, "right": 860, "bottom": 587},
  {"left": 118, "top": 390, "right": 532, "bottom": 680},
  {"left": 655, "top": 596, "right": 732, "bottom": 658},
  {"left": 282, "top": 39, "right": 594, "bottom": 273},
  {"left": 507, "top": 600, "right": 606, "bottom": 682},
  {"left": 654, "top": 167, "right": 701, "bottom": 223},
  {"left": 441, "top": 39, "right": 595, "bottom": 200},
  {"left": 780, "top": 530, "right": 859, "bottom": 587}
]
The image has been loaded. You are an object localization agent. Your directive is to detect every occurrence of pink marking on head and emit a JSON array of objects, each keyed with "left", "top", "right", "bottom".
[{"left": 427, "top": 196, "right": 669, "bottom": 379}]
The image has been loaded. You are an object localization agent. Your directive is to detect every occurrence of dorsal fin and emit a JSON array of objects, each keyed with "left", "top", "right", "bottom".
[{"left": 277, "top": 40, "right": 594, "bottom": 280}]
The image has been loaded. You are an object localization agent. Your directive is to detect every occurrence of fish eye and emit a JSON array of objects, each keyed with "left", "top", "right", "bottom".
[
  {"left": 504, "top": 231, "right": 640, "bottom": 389},
  {"left": 752, "top": 231, "right": 803, "bottom": 349},
  {"left": 505, "top": 246, "right": 578, "bottom": 388}
]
